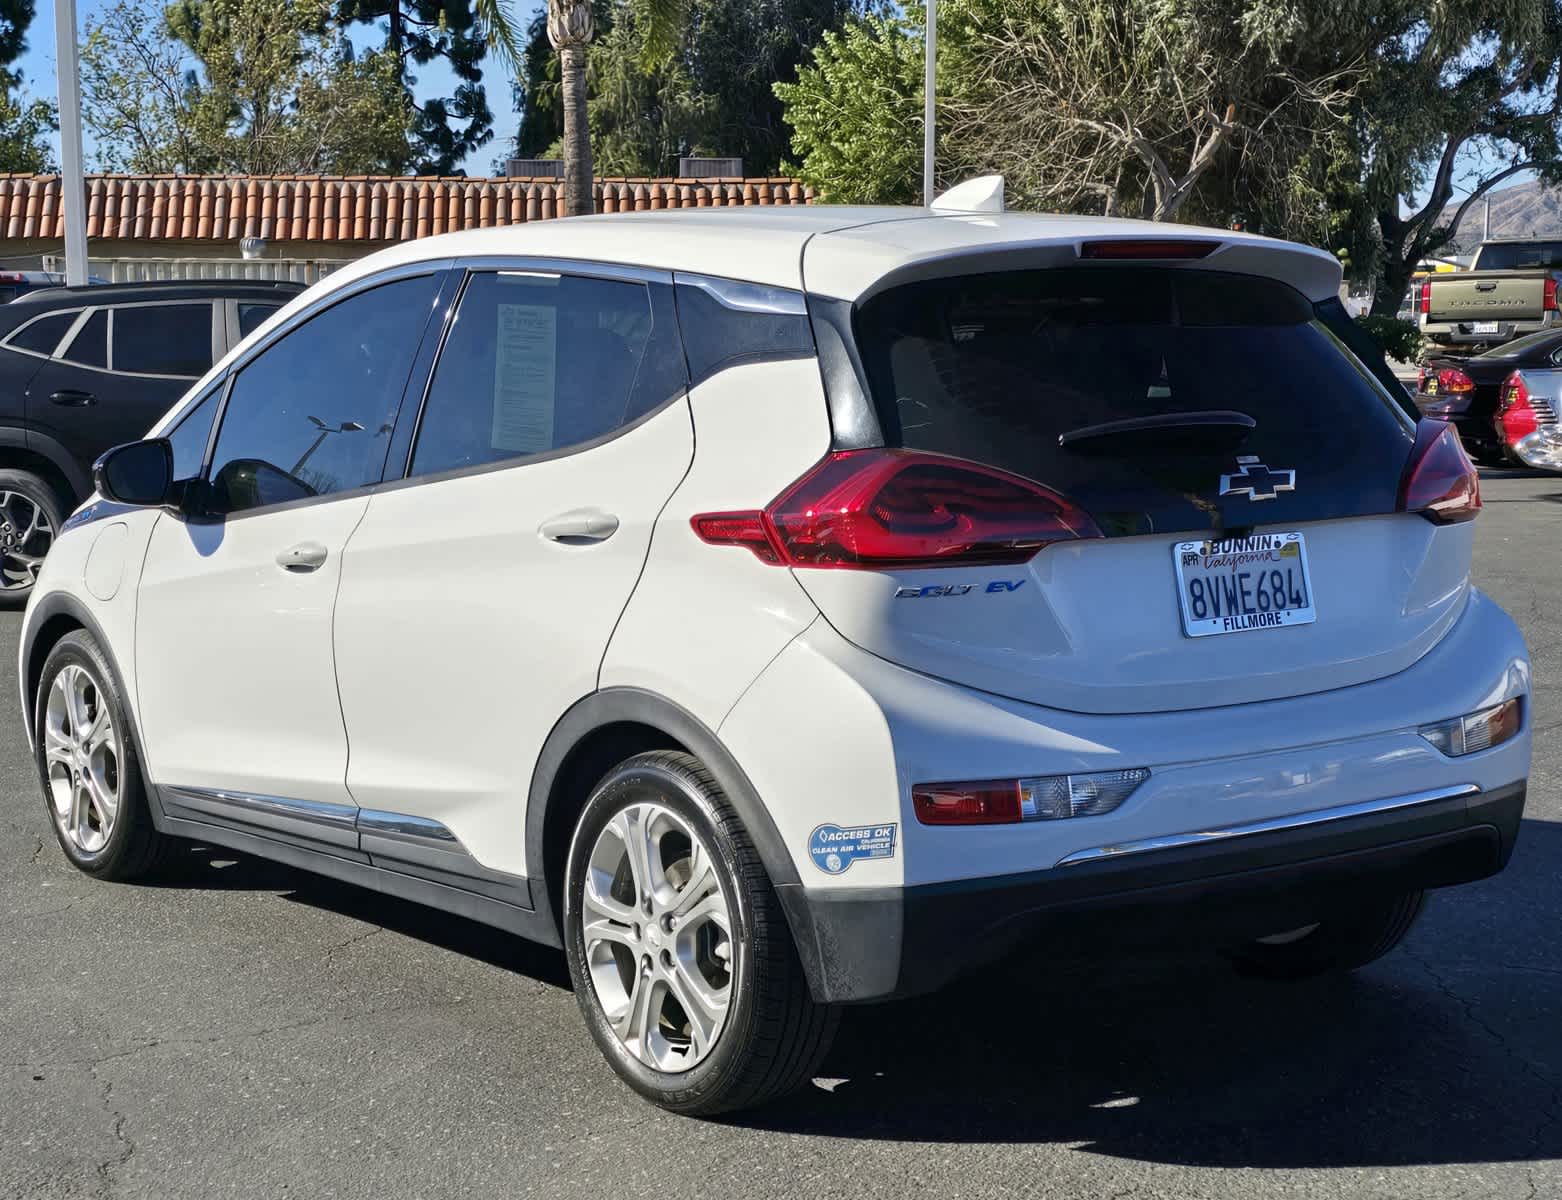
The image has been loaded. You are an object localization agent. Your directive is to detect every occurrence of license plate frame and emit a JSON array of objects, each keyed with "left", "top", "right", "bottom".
[
  {"left": 1472, "top": 320, "right": 1502, "bottom": 335},
  {"left": 1173, "top": 532, "right": 1317, "bottom": 638}
]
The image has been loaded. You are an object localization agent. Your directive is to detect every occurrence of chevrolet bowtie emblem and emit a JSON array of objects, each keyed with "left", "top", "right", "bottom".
[{"left": 1219, "top": 456, "right": 1296, "bottom": 501}]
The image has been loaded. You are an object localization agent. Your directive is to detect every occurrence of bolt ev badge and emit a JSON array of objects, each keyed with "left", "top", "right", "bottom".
[{"left": 1220, "top": 455, "right": 1297, "bottom": 501}]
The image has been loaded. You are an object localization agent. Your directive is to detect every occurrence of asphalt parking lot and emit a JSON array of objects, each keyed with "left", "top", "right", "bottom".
[{"left": 2, "top": 470, "right": 1558, "bottom": 1200}]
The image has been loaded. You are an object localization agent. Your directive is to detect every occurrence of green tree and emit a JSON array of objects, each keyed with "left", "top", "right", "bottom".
[
  {"left": 0, "top": 0, "right": 54, "bottom": 172},
  {"left": 82, "top": 0, "right": 411, "bottom": 174},
  {"left": 335, "top": 0, "right": 524, "bottom": 174},
  {"left": 772, "top": 13, "right": 923, "bottom": 202}
]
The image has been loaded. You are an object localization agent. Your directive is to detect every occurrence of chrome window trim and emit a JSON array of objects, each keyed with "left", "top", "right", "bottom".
[
  {"left": 0, "top": 306, "right": 87, "bottom": 360},
  {"left": 1054, "top": 783, "right": 1480, "bottom": 867},
  {"left": 447, "top": 254, "right": 672, "bottom": 286},
  {"left": 674, "top": 272, "right": 807, "bottom": 315}
]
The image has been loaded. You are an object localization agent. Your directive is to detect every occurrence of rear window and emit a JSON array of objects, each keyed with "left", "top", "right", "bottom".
[
  {"left": 1474, "top": 242, "right": 1562, "bottom": 270},
  {"left": 854, "top": 268, "right": 1416, "bottom": 538}
]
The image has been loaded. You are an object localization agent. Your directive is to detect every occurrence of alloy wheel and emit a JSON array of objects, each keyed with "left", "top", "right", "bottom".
[
  {"left": 0, "top": 490, "right": 54, "bottom": 591},
  {"left": 43, "top": 664, "right": 122, "bottom": 854},
  {"left": 581, "top": 801, "right": 735, "bottom": 1072}
]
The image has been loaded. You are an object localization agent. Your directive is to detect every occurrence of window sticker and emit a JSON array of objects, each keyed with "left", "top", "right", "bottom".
[{"left": 491, "top": 302, "right": 557, "bottom": 454}]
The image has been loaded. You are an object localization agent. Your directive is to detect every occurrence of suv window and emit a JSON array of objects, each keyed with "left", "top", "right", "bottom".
[
  {"left": 205, "top": 275, "right": 438, "bottom": 515},
  {"left": 113, "top": 304, "right": 212, "bottom": 376},
  {"left": 853, "top": 268, "right": 1416, "bottom": 536},
  {"left": 63, "top": 309, "right": 108, "bottom": 368},
  {"left": 7, "top": 311, "right": 79, "bottom": 357},
  {"left": 408, "top": 271, "right": 685, "bottom": 478},
  {"left": 238, "top": 302, "right": 281, "bottom": 339}
]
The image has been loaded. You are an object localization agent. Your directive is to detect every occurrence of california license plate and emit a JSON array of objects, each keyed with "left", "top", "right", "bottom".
[
  {"left": 1173, "top": 533, "right": 1316, "bottom": 637},
  {"left": 1473, "top": 320, "right": 1501, "bottom": 334}
]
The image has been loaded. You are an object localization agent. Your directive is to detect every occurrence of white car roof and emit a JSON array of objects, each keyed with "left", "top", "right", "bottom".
[{"left": 315, "top": 205, "right": 1344, "bottom": 304}]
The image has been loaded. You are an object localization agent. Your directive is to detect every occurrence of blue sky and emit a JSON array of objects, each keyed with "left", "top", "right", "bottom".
[{"left": 14, "top": 0, "right": 528, "bottom": 174}]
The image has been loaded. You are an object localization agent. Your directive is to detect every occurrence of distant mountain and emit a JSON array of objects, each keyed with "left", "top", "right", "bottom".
[{"left": 1439, "top": 179, "right": 1562, "bottom": 252}]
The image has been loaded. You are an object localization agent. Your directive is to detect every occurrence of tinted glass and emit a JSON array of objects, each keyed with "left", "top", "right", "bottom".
[
  {"left": 1475, "top": 241, "right": 1562, "bottom": 269},
  {"left": 409, "top": 271, "right": 685, "bottom": 477},
  {"left": 1475, "top": 329, "right": 1562, "bottom": 360},
  {"left": 9, "top": 311, "right": 78, "bottom": 356},
  {"left": 675, "top": 277, "right": 813, "bottom": 383},
  {"left": 206, "top": 275, "right": 437, "bottom": 515},
  {"left": 113, "top": 304, "right": 211, "bottom": 376},
  {"left": 167, "top": 388, "right": 220, "bottom": 479},
  {"left": 238, "top": 302, "right": 280, "bottom": 338},
  {"left": 63, "top": 309, "right": 108, "bottom": 367},
  {"left": 854, "top": 268, "right": 1417, "bottom": 538}
]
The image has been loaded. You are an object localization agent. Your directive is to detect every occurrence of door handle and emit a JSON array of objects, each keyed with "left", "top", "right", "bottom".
[
  {"left": 539, "top": 509, "right": 620, "bottom": 544},
  {"left": 276, "top": 541, "right": 328, "bottom": 572},
  {"left": 49, "top": 389, "right": 97, "bottom": 407}
]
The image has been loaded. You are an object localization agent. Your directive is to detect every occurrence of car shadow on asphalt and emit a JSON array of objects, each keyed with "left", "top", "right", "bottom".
[{"left": 734, "top": 817, "right": 1562, "bottom": 1168}]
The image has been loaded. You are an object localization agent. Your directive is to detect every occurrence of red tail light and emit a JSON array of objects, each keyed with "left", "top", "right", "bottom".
[
  {"left": 1419, "top": 281, "right": 1432, "bottom": 314},
  {"left": 692, "top": 449, "right": 1102, "bottom": 569},
  {"left": 1398, "top": 420, "right": 1480, "bottom": 524},
  {"left": 1499, "top": 370, "right": 1540, "bottom": 444},
  {"left": 1435, "top": 367, "right": 1475, "bottom": 394},
  {"left": 1416, "top": 366, "right": 1427, "bottom": 392},
  {"left": 1079, "top": 239, "right": 1218, "bottom": 261},
  {"left": 1546, "top": 278, "right": 1558, "bottom": 312},
  {"left": 912, "top": 780, "right": 1022, "bottom": 826}
]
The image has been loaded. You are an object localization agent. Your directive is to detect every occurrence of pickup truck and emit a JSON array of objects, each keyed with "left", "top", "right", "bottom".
[{"left": 1419, "top": 238, "right": 1562, "bottom": 348}]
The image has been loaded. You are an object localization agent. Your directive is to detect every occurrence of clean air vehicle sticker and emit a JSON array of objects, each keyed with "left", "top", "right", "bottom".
[{"left": 808, "top": 823, "right": 898, "bottom": 875}]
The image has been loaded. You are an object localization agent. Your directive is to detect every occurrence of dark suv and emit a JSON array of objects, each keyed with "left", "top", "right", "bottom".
[{"left": 0, "top": 279, "right": 303, "bottom": 604}]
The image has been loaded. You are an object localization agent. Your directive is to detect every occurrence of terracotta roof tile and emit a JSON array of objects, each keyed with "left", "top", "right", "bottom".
[{"left": 0, "top": 172, "right": 814, "bottom": 243}]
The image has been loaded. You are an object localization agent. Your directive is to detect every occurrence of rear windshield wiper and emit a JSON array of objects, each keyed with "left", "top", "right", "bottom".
[{"left": 1059, "top": 410, "right": 1256, "bottom": 456}]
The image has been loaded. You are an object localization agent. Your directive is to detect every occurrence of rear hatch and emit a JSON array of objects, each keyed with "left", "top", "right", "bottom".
[
  {"left": 1428, "top": 273, "right": 1550, "bottom": 324},
  {"left": 791, "top": 264, "right": 1471, "bottom": 715}
]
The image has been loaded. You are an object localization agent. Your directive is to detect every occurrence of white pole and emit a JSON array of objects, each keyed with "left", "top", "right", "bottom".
[
  {"left": 54, "top": 0, "right": 89, "bottom": 286},
  {"left": 923, "top": 0, "right": 936, "bottom": 207}
]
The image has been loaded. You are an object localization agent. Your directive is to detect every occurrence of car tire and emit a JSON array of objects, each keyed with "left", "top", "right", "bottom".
[
  {"left": 1225, "top": 891, "right": 1426, "bottom": 980},
  {"left": 33, "top": 629, "right": 173, "bottom": 880},
  {"left": 563, "top": 750, "right": 838, "bottom": 1115},
  {"left": 0, "top": 468, "right": 67, "bottom": 609}
]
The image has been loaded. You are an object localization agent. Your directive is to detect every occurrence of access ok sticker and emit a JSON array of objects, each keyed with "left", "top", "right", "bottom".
[{"left": 808, "top": 823, "right": 897, "bottom": 875}]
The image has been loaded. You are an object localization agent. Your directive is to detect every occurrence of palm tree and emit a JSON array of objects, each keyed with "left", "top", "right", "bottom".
[{"left": 545, "top": 0, "right": 690, "bottom": 217}]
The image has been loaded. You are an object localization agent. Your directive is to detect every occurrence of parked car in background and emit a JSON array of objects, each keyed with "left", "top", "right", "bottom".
[
  {"left": 0, "top": 279, "right": 303, "bottom": 604},
  {"left": 17, "top": 207, "right": 1531, "bottom": 1115},
  {"left": 1495, "top": 357, "right": 1562, "bottom": 471},
  {"left": 1419, "top": 238, "right": 1562, "bottom": 349},
  {"left": 1416, "top": 329, "right": 1562, "bottom": 464},
  {"left": 0, "top": 270, "right": 104, "bottom": 303}
]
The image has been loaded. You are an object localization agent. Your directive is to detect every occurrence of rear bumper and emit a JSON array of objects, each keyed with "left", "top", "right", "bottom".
[
  {"left": 778, "top": 781, "right": 1525, "bottom": 1003},
  {"left": 1422, "top": 314, "right": 1558, "bottom": 344}
]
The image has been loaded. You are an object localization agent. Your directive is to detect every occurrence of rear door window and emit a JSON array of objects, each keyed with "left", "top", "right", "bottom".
[
  {"left": 408, "top": 270, "right": 685, "bottom": 478},
  {"left": 853, "top": 268, "right": 1416, "bottom": 538},
  {"left": 112, "top": 303, "right": 212, "bottom": 376},
  {"left": 62, "top": 309, "right": 108, "bottom": 368}
]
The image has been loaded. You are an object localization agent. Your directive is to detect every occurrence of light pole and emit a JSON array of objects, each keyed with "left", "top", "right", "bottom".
[
  {"left": 923, "top": 0, "right": 937, "bottom": 207},
  {"left": 53, "top": 0, "right": 89, "bottom": 286}
]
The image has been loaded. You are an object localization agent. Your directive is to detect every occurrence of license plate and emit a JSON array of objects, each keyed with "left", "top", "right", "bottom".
[
  {"left": 1173, "top": 533, "right": 1316, "bottom": 638},
  {"left": 1473, "top": 320, "right": 1501, "bottom": 334}
]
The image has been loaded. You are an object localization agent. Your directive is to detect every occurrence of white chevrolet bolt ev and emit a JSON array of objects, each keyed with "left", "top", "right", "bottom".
[{"left": 19, "top": 204, "right": 1531, "bottom": 1114}]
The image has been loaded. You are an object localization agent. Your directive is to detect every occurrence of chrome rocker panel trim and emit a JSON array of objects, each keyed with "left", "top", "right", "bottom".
[
  {"left": 1055, "top": 783, "right": 1481, "bottom": 868},
  {"left": 157, "top": 785, "right": 540, "bottom": 929}
]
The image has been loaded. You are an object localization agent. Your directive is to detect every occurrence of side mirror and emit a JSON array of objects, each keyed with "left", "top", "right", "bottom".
[{"left": 93, "top": 439, "right": 173, "bottom": 507}]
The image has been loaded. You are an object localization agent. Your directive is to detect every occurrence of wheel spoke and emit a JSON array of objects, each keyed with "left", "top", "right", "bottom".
[
  {"left": 43, "top": 723, "right": 73, "bottom": 768},
  {"left": 665, "top": 960, "right": 725, "bottom": 1056},
  {"left": 85, "top": 769, "right": 118, "bottom": 830},
  {"left": 582, "top": 912, "right": 640, "bottom": 953},
  {"left": 84, "top": 706, "right": 113, "bottom": 755},
  {"left": 670, "top": 840, "right": 718, "bottom": 919},
  {"left": 614, "top": 808, "right": 656, "bottom": 907},
  {"left": 676, "top": 890, "right": 731, "bottom": 938},
  {"left": 69, "top": 780, "right": 90, "bottom": 840}
]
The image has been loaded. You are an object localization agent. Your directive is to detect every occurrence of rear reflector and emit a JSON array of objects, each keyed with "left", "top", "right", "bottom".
[
  {"left": 1419, "top": 698, "right": 1522, "bottom": 757},
  {"left": 1397, "top": 420, "right": 1480, "bottom": 524},
  {"left": 692, "top": 449, "right": 1101, "bottom": 569},
  {"left": 913, "top": 769, "right": 1150, "bottom": 826},
  {"left": 1079, "top": 239, "right": 1218, "bottom": 261}
]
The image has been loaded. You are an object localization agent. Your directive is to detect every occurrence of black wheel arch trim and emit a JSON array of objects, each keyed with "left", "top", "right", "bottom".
[
  {"left": 0, "top": 425, "right": 91, "bottom": 501},
  {"left": 525, "top": 687, "right": 803, "bottom": 937},
  {"left": 19, "top": 591, "right": 158, "bottom": 811}
]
